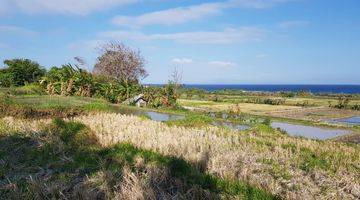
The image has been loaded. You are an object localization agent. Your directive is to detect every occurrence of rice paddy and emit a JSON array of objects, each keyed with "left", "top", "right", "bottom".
[{"left": 1, "top": 92, "right": 359, "bottom": 199}]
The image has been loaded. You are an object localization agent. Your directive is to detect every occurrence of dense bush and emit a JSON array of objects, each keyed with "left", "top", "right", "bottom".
[
  {"left": 351, "top": 104, "right": 360, "bottom": 111},
  {"left": 40, "top": 64, "right": 142, "bottom": 104},
  {"left": 333, "top": 96, "right": 350, "bottom": 109},
  {"left": 1, "top": 54, "right": 180, "bottom": 108},
  {"left": 143, "top": 83, "right": 179, "bottom": 108},
  {"left": 40, "top": 64, "right": 95, "bottom": 97},
  {"left": 246, "top": 98, "right": 286, "bottom": 105},
  {"left": 279, "top": 91, "right": 296, "bottom": 98},
  {"left": 0, "top": 58, "right": 46, "bottom": 87},
  {"left": 0, "top": 71, "right": 13, "bottom": 87},
  {"left": 329, "top": 96, "right": 360, "bottom": 110},
  {"left": 297, "top": 90, "right": 312, "bottom": 97}
]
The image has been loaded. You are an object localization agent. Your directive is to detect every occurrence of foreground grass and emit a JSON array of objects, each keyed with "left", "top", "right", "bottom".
[
  {"left": 3, "top": 114, "right": 359, "bottom": 199},
  {"left": 0, "top": 118, "right": 274, "bottom": 199}
]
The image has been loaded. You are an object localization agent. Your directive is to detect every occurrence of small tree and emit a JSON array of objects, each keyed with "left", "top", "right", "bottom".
[
  {"left": 1, "top": 58, "right": 46, "bottom": 86},
  {"left": 170, "top": 66, "right": 183, "bottom": 94},
  {"left": 93, "top": 42, "right": 148, "bottom": 85}
]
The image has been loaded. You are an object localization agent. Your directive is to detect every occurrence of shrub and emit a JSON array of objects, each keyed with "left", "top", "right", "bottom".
[
  {"left": 246, "top": 98, "right": 285, "bottom": 105},
  {"left": 0, "top": 72, "right": 13, "bottom": 87},
  {"left": 0, "top": 58, "right": 46, "bottom": 86},
  {"left": 297, "top": 90, "right": 312, "bottom": 97},
  {"left": 143, "top": 84, "right": 178, "bottom": 108},
  {"left": 351, "top": 104, "right": 360, "bottom": 111},
  {"left": 333, "top": 96, "right": 350, "bottom": 109},
  {"left": 279, "top": 91, "right": 295, "bottom": 98}
]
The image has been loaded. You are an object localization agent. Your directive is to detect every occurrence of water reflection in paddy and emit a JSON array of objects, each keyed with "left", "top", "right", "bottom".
[
  {"left": 271, "top": 122, "right": 350, "bottom": 140},
  {"left": 114, "top": 108, "right": 351, "bottom": 140},
  {"left": 333, "top": 116, "right": 360, "bottom": 125}
]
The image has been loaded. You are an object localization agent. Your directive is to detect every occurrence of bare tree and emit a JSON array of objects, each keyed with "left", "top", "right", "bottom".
[
  {"left": 170, "top": 66, "right": 183, "bottom": 94},
  {"left": 93, "top": 42, "right": 148, "bottom": 84}
]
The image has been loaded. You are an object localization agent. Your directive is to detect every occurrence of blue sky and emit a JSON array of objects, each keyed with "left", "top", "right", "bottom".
[{"left": 0, "top": 0, "right": 359, "bottom": 84}]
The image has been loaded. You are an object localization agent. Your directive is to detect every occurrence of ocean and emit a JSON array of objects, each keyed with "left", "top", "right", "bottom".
[{"left": 181, "top": 84, "right": 360, "bottom": 94}]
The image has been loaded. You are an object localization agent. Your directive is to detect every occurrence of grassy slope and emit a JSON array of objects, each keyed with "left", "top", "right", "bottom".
[
  {"left": 0, "top": 118, "right": 275, "bottom": 199},
  {"left": 2, "top": 114, "right": 359, "bottom": 199},
  {"left": 1, "top": 92, "right": 360, "bottom": 198}
]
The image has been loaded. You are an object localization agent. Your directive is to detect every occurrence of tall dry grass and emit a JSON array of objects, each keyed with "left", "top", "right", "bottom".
[{"left": 2, "top": 114, "right": 359, "bottom": 199}]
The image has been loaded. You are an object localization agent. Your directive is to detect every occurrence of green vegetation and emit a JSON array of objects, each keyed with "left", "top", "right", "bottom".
[
  {"left": 331, "top": 96, "right": 360, "bottom": 111},
  {"left": 1, "top": 43, "right": 180, "bottom": 109},
  {"left": 0, "top": 59, "right": 46, "bottom": 87}
]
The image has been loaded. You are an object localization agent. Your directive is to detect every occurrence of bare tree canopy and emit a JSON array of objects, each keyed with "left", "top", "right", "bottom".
[
  {"left": 170, "top": 66, "right": 182, "bottom": 87},
  {"left": 93, "top": 42, "right": 148, "bottom": 83}
]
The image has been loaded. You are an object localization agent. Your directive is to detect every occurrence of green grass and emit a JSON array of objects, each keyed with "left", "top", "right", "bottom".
[
  {"left": 0, "top": 94, "right": 116, "bottom": 118},
  {"left": 0, "top": 119, "right": 276, "bottom": 199},
  {"left": 299, "top": 147, "right": 331, "bottom": 173},
  {"left": 11, "top": 95, "right": 108, "bottom": 109},
  {"left": 0, "top": 84, "right": 45, "bottom": 96}
]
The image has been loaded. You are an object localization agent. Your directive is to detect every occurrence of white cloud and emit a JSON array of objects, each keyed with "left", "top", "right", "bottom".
[
  {"left": 112, "top": 2, "right": 226, "bottom": 27},
  {"left": 279, "top": 20, "right": 310, "bottom": 29},
  {"left": 209, "top": 61, "right": 237, "bottom": 68},
  {"left": 172, "top": 58, "right": 193, "bottom": 64},
  {"left": 112, "top": 0, "right": 295, "bottom": 27},
  {"left": 0, "top": 0, "right": 138, "bottom": 15},
  {"left": 229, "top": 0, "right": 296, "bottom": 9},
  {"left": 99, "top": 27, "right": 266, "bottom": 44},
  {"left": 0, "top": 25, "right": 37, "bottom": 36}
]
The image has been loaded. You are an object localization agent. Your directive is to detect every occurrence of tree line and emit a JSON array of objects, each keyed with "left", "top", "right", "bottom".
[{"left": 0, "top": 42, "right": 179, "bottom": 108}]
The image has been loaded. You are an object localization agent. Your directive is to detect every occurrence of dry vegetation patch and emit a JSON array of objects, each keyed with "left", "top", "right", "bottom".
[
  {"left": 0, "top": 117, "right": 272, "bottom": 199},
  {"left": 69, "top": 113, "right": 360, "bottom": 199},
  {"left": 179, "top": 99, "right": 301, "bottom": 115},
  {"left": 1, "top": 114, "right": 359, "bottom": 199}
]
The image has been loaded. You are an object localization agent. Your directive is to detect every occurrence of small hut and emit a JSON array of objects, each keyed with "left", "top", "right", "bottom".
[{"left": 132, "top": 94, "right": 147, "bottom": 107}]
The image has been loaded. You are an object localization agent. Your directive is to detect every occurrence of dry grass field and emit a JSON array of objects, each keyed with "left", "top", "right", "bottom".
[
  {"left": 179, "top": 99, "right": 299, "bottom": 114},
  {"left": 179, "top": 99, "right": 360, "bottom": 122},
  {"left": 2, "top": 114, "right": 359, "bottom": 199}
]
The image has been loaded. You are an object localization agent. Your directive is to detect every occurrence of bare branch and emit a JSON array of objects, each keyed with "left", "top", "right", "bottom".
[
  {"left": 93, "top": 42, "right": 148, "bottom": 83},
  {"left": 171, "top": 66, "right": 183, "bottom": 88}
]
